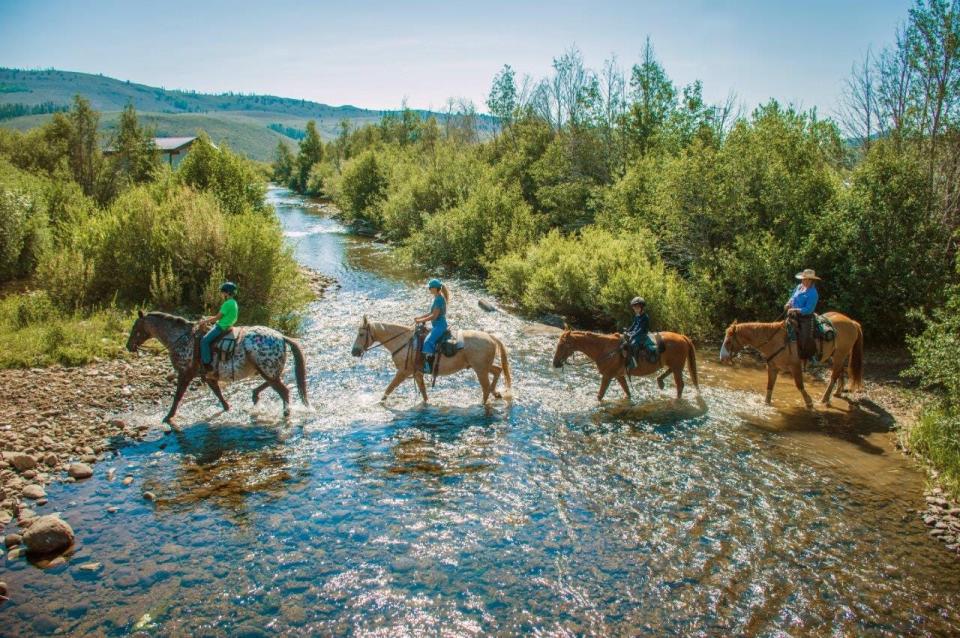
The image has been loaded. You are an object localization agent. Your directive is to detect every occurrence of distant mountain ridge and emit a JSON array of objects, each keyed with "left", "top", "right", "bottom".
[{"left": 0, "top": 68, "right": 491, "bottom": 160}]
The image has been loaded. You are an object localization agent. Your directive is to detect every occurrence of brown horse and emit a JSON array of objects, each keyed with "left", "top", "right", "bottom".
[
  {"left": 350, "top": 316, "right": 512, "bottom": 404},
  {"left": 719, "top": 312, "right": 863, "bottom": 408},
  {"left": 552, "top": 327, "right": 699, "bottom": 401}
]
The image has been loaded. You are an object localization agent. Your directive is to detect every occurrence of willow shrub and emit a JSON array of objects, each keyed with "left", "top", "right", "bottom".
[
  {"left": 0, "top": 160, "right": 52, "bottom": 282},
  {"left": 378, "top": 144, "right": 484, "bottom": 241},
  {"left": 39, "top": 181, "right": 310, "bottom": 332},
  {"left": 406, "top": 178, "right": 540, "bottom": 277},
  {"left": 488, "top": 226, "right": 704, "bottom": 335}
]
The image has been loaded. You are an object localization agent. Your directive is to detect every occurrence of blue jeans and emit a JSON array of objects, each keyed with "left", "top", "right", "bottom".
[
  {"left": 422, "top": 321, "right": 447, "bottom": 355},
  {"left": 201, "top": 325, "right": 224, "bottom": 365}
]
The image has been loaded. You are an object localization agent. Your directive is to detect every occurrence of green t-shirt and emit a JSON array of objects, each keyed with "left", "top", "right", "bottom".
[{"left": 217, "top": 297, "right": 238, "bottom": 329}]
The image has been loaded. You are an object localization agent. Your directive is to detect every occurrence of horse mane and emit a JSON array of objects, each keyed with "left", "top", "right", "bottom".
[{"left": 147, "top": 311, "right": 196, "bottom": 328}]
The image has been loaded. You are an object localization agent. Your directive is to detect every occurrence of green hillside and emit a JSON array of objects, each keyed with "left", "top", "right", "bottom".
[{"left": 0, "top": 68, "right": 493, "bottom": 160}]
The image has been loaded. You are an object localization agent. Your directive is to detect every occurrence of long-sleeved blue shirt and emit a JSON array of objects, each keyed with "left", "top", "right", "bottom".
[
  {"left": 625, "top": 312, "right": 650, "bottom": 344},
  {"left": 787, "top": 284, "right": 818, "bottom": 315}
]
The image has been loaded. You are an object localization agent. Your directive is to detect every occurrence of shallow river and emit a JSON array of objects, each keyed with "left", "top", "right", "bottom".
[{"left": 3, "top": 187, "right": 959, "bottom": 636}]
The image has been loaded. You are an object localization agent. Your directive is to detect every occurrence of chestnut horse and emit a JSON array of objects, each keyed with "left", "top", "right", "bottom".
[
  {"left": 350, "top": 316, "right": 512, "bottom": 404},
  {"left": 718, "top": 312, "right": 863, "bottom": 408},
  {"left": 552, "top": 327, "right": 699, "bottom": 401}
]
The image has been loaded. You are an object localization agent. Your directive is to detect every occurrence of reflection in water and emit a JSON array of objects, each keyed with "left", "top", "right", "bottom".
[
  {"left": 144, "top": 422, "right": 302, "bottom": 521},
  {"left": 3, "top": 187, "right": 959, "bottom": 636}
]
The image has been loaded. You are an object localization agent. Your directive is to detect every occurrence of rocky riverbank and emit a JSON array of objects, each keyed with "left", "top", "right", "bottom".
[{"left": 0, "top": 354, "right": 170, "bottom": 555}]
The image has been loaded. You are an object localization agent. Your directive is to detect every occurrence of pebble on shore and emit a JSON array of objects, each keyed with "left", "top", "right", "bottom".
[{"left": 921, "top": 486, "right": 960, "bottom": 556}]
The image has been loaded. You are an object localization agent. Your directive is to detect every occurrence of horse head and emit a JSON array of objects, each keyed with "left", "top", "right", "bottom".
[
  {"left": 351, "top": 315, "right": 372, "bottom": 357},
  {"left": 719, "top": 320, "right": 740, "bottom": 364},
  {"left": 552, "top": 327, "right": 573, "bottom": 368},
  {"left": 126, "top": 310, "right": 150, "bottom": 353}
]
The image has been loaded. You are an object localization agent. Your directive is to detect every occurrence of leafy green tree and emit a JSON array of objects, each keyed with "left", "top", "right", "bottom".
[
  {"left": 178, "top": 134, "right": 267, "bottom": 215},
  {"left": 626, "top": 38, "right": 677, "bottom": 156},
  {"left": 487, "top": 64, "right": 518, "bottom": 129},
  {"left": 108, "top": 103, "right": 160, "bottom": 189},
  {"left": 294, "top": 120, "right": 323, "bottom": 191},
  {"left": 46, "top": 95, "right": 104, "bottom": 198},
  {"left": 273, "top": 140, "right": 294, "bottom": 185}
]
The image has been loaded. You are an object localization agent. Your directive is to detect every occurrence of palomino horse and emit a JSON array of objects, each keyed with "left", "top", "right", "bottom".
[
  {"left": 719, "top": 312, "right": 863, "bottom": 408},
  {"left": 126, "top": 311, "right": 309, "bottom": 423},
  {"left": 552, "top": 327, "right": 699, "bottom": 401},
  {"left": 350, "top": 316, "right": 512, "bottom": 404}
]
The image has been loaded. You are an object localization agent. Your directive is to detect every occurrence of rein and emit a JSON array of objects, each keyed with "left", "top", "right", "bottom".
[
  {"left": 730, "top": 323, "right": 788, "bottom": 363},
  {"left": 360, "top": 322, "right": 414, "bottom": 358}
]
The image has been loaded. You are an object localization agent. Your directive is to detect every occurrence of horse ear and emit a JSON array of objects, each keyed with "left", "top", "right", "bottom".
[
  {"left": 363, "top": 314, "right": 368, "bottom": 324},
  {"left": 138, "top": 309, "right": 144, "bottom": 318},
  {"left": 563, "top": 322, "right": 570, "bottom": 331}
]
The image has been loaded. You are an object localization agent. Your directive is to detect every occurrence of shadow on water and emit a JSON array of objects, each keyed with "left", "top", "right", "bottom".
[
  {"left": 738, "top": 394, "right": 897, "bottom": 456},
  {"left": 140, "top": 421, "right": 307, "bottom": 521}
]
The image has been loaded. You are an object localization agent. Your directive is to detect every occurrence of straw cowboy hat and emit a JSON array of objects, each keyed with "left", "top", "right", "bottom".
[{"left": 795, "top": 268, "right": 822, "bottom": 281}]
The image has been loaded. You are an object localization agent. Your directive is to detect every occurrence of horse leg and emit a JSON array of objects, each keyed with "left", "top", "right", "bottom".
[
  {"left": 616, "top": 376, "right": 631, "bottom": 400},
  {"left": 656, "top": 368, "right": 670, "bottom": 390},
  {"left": 489, "top": 365, "right": 502, "bottom": 400},
  {"left": 269, "top": 377, "right": 291, "bottom": 416},
  {"left": 414, "top": 373, "right": 429, "bottom": 403},
  {"left": 673, "top": 365, "right": 685, "bottom": 400},
  {"left": 252, "top": 381, "right": 270, "bottom": 405},
  {"left": 597, "top": 375, "right": 613, "bottom": 402},
  {"left": 381, "top": 370, "right": 408, "bottom": 402},
  {"left": 792, "top": 364, "right": 814, "bottom": 408},
  {"left": 164, "top": 373, "right": 191, "bottom": 424},
  {"left": 474, "top": 366, "right": 492, "bottom": 404},
  {"left": 765, "top": 366, "right": 779, "bottom": 405},
  {"left": 205, "top": 378, "right": 230, "bottom": 411},
  {"left": 820, "top": 360, "right": 844, "bottom": 406}
]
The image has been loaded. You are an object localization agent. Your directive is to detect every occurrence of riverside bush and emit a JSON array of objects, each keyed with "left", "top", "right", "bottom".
[
  {"left": 489, "top": 227, "right": 704, "bottom": 335},
  {"left": 40, "top": 181, "right": 309, "bottom": 331},
  {"left": 0, "top": 291, "right": 131, "bottom": 367},
  {"left": 407, "top": 178, "right": 540, "bottom": 276}
]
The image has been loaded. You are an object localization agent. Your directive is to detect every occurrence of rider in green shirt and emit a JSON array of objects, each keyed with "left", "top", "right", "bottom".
[{"left": 200, "top": 282, "right": 238, "bottom": 375}]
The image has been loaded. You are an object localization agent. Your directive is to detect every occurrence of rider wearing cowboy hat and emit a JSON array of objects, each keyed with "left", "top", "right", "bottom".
[
  {"left": 784, "top": 268, "right": 820, "bottom": 316},
  {"left": 784, "top": 268, "right": 820, "bottom": 358}
]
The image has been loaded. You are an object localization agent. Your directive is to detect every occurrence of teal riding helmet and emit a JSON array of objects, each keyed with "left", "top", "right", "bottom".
[
  {"left": 428, "top": 278, "right": 442, "bottom": 290},
  {"left": 220, "top": 282, "right": 238, "bottom": 295}
]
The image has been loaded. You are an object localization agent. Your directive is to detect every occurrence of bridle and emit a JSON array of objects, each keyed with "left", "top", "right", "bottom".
[
  {"left": 356, "top": 321, "right": 414, "bottom": 358},
  {"left": 726, "top": 322, "right": 788, "bottom": 363}
]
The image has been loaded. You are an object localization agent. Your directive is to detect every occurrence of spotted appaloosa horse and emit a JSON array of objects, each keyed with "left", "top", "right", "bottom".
[{"left": 126, "top": 311, "right": 309, "bottom": 423}]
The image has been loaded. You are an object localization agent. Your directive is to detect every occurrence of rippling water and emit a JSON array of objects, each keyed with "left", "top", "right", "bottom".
[{"left": 3, "top": 187, "right": 959, "bottom": 636}]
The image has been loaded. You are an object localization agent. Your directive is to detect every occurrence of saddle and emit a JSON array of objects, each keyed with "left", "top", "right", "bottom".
[
  {"left": 413, "top": 324, "right": 464, "bottom": 385},
  {"left": 621, "top": 332, "right": 664, "bottom": 369},
  {"left": 786, "top": 312, "right": 834, "bottom": 361},
  {"left": 194, "top": 326, "right": 244, "bottom": 373}
]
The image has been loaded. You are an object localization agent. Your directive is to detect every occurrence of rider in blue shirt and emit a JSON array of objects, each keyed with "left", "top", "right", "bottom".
[
  {"left": 784, "top": 269, "right": 820, "bottom": 316},
  {"left": 414, "top": 278, "right": 449, "bottom": 374},
  {"left": 785, "top": 268, "right": 821, "bottom": 358}
]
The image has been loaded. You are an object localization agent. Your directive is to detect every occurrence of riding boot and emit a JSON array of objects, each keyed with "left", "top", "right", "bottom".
[
  {"left": 422, "top": 354, "right": 434, "bottom": 374},
  {"left": 628, "top": 355, "right": 638, "bottom": 370}
]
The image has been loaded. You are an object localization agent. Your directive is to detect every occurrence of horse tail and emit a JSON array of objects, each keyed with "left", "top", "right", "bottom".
[
  {"left": 284, "top": 336, "right": 310, "bottom": 406},
  {"left": 493, "top": 335, "right": 512, "bottom": 392},
  {"left": 685, "top": 336, "right": 700, "bottom": 391},
  {"left": 849, "top": 322, "right": 864, "bottom": 390}
]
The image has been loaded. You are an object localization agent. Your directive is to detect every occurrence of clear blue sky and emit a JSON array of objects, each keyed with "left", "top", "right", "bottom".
[{"left": 0, "top": 0, "right": 912, "bottom": 115}]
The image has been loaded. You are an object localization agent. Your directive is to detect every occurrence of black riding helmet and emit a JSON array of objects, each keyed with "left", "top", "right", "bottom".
[{"left": 630, "top": 296, "right": 646, "bottom": 308}]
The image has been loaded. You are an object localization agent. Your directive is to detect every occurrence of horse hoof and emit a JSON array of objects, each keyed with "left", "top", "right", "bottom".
[{"left": 493, "top": 392, "right": 502, "bottom": 400}]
